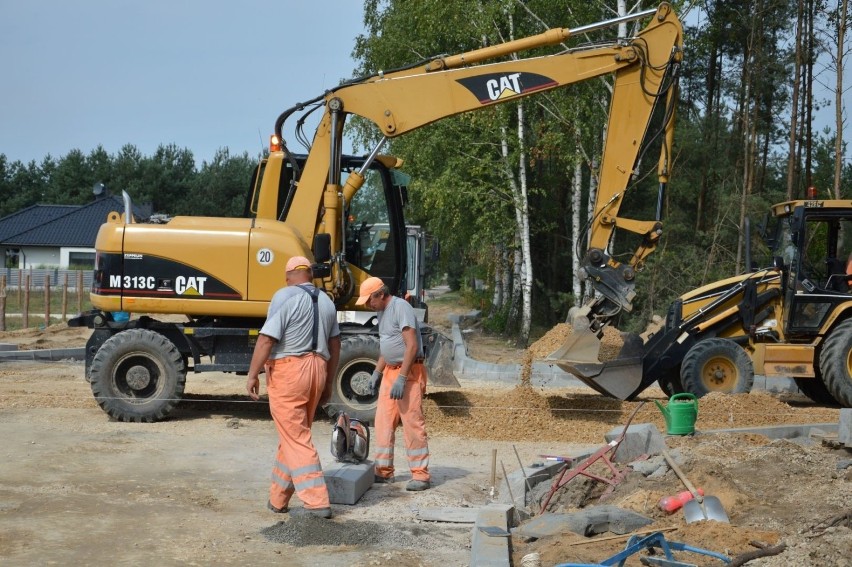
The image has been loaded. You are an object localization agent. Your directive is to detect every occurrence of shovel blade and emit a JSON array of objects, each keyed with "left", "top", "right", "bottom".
[{"left": 683, "top": 496, "right": 729, "bottom": 523}]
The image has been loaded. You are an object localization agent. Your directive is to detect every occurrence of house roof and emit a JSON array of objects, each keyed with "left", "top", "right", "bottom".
[{"left": 0, "top": 197, "right": 150, "bottom": 247}]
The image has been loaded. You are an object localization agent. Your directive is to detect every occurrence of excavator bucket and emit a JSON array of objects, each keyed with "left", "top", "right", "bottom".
[
  {"left": 423, "top": 331, "right": 460, "bottom": 387},
  {"left": 546, "top": 315, "right": 644, "bottom": 400}
]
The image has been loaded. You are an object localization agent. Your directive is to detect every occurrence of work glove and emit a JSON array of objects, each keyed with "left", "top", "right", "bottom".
[
  {"left": 368, "top": 370, "right": 382, "bottom": 395},
  {"left": 390, "top": 374, "right": 407, "bottom": 400}
]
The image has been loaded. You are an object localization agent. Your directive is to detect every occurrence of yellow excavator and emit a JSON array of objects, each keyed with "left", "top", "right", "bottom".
[{"left": 70, "top": 4, "right": 685, "bottom": 422}]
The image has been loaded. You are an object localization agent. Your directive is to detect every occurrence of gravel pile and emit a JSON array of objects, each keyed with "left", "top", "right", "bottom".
[{"left": 260, "top": 516, "right": 469, "bottom": 548}]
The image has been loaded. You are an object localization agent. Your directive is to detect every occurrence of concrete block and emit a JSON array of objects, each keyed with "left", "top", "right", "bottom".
[
  {"left": 470, "top": 504, "right": 513, "bottom": 567},
  {"left": 323, "top": 461, "right": 374, "bottom": 505},
  {"left": 513, "top": 505, "right": 652, "bottom": 539},
  {"left": 839, "top": 409, "right": 852, "bottom": 446},
  {"left": 417, "top": 507, "right": 479, "bottom": 523},
  {"left": 0, "top": 343, "right": 17, "bottom": 352},
  {"left": 604, "top": 423, "right": 666, "bottom": 463},
  {"left": 498, "top": 461, "right": 565, "bottom": 508}
]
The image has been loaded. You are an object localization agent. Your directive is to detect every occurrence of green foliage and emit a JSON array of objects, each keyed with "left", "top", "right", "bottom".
[{"left": 0, "top": 145, "right": 256, "bottom": 220}]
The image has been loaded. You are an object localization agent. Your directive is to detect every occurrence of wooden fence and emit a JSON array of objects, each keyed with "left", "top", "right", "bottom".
[{"left": 0, "top": 269, "right": 92, "bottom": 331}]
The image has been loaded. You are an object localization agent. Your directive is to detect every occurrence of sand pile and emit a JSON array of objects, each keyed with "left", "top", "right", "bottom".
[
  {"left": 424, "top": 388, "right": 840, "bottom": 443},
  {"left": 527, "top": 323, "right": 625, "bottom": 362}
]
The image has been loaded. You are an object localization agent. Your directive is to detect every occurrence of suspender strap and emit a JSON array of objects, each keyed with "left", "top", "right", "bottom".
[{"left": 295, "top": 284, "right": 320, "bottom": 351}]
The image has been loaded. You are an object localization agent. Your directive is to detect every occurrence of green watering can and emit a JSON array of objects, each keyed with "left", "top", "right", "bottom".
[{"left": 655, "top": 393, "right": 698, "bottom": 435}]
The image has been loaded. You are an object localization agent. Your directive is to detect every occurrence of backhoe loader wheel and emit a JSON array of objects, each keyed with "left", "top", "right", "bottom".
[
  {"left": 680, "top": 338, "right": 754, "bottom": 397},
  {"left": 657, "top": 366, "right": 684, "bottom": 397},
  {"left": 89, "top": 329, "right": 186, "bottom": 423},
  {"left": 818, "top": 318, "right": 852, "bottom": 407},
  {"left": 794, "top": 376, "right": 839, "bottom": 405},
  {"left": 326, "top": 335, "right": 379, "bottom": 423}
]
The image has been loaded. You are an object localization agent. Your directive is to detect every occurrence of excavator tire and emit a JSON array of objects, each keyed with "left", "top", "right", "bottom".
[
  {"left": 325, "top": 334, "right": 380, "bottom": 424},
  {"left": 89, "top": 329, "right": 186, "bottom": 423},
  {"left": 794, "top": 376, "right": 839, "bottom": 405},
  {"left": 818, "top": 318, "right": 852, "bottom": 407},
  {"left": 680, "top": 338, "right": 754, "bottom": 398}
]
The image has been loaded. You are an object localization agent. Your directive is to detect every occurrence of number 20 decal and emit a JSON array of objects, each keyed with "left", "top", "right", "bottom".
[{"left": 257, "top": 248, "right": 274, "bottom": 266}]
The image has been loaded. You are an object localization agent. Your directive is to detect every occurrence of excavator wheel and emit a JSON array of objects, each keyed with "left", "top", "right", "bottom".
[
  {"left": 818, "top": 318, "right": 852, "bottom": 407},
  {"left": 680, "top": 338, "right": 754, "bottom": 398},
  {"left": 89, "top": 329, "right": 186, "bottom": 423},
  {"left": 326, "top": 335, "right": 380, "bottom": 423}
]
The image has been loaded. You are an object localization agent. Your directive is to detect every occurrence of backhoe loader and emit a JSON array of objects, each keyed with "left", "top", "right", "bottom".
[
  {"left": 562, "top": 193, "right": 852, "bottom": 408},
  {"left": 70, "top": 4, "right": 685, "bottom": 422}
]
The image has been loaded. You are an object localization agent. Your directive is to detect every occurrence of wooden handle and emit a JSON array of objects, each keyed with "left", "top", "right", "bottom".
[{"left": 661, "top": 448, "right": 703, "bottom": 503}]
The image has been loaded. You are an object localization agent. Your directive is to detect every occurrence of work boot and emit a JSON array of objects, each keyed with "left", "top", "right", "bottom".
[
  {"left": 266, "top": 500, "right": 288, "bottom": 514},
  {"left": 374, "top": 474, "right": 394, "bottom": 484},
  {"left": 406, "top": 479, "right": 430, "bottom": 491},
  {"left": 292, "top": 506, "right": 332, "bottom": 519}
]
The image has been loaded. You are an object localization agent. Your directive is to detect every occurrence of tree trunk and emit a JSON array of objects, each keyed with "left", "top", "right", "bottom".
[
  {"left": 786, "top": 0, "right": 804, "bottom": 200},
  {"left": 835, "top": 0, "right": 848, "bottom": 198},
  {"left": 571, "top": 156, "right": 583, "bottom": 304},
  {"left": 805, "top": 0, "right": 815, "bottom": 190}
]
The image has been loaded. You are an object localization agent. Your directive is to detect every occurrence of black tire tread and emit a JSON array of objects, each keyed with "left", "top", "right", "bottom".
[
  {"left": 89, "top": 329, "right": 186, "bottom": 423},
  {"left": 818, "top": 319, "right": 852, "bottom": 407},
  {"left": 327, "top": 334, "right": 380, "bottom": 423},
  {"left": 681, "top": 338, "right": 754, "bottom": 398}
]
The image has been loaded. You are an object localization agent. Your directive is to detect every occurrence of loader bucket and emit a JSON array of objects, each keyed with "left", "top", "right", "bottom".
[
  {"left": 424, "top": 331, "right": 460, "bottom": 387},
  {"left": 546, "top": 317, "right": 644, "bottom": 399}
]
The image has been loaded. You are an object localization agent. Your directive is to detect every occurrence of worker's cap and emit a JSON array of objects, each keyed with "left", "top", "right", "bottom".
[
  {"left": 355, "top": 277, "right": 385, "bottom": 305},
  {"left": 285, "top": 255, "right": 312, "bottom": 272}
]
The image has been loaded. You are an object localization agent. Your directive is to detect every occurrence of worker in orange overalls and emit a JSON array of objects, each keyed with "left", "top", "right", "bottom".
[
  {"left": 357, "top": 276, "right": 431, "bottom": 491},
  {"left": 246, "top": 256, "right": 341, "bottom": 519}
]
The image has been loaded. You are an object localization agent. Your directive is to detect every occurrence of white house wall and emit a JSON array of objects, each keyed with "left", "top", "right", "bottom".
[{"left": 20, "top": 247, "right": 59, "bottom": 269}]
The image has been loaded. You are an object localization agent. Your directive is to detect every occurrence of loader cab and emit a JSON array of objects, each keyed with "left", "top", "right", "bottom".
[{"left": 775, "top": 201, "right": 852, "bottom": 337}]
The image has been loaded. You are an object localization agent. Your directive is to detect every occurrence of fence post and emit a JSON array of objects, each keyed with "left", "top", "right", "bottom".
[
  {"left": 77, "top": 271, "right": 84, "bottom": 314},
  {"left": 17, "top": 268, "right": 22, "bottom": 305},
  {"left": 45, "top": 274, "right": 51, "bottom": 328},
  {"left": 0, "top": 275, "right": 6, "bottom": 332},
  {"left": 23, "top": 273, "right": 30, "bottom": 329},
  {"left": 62, "top": 273, "right": 69, "bottom": 321}
]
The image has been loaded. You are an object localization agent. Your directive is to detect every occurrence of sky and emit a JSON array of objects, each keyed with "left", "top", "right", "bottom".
[
  {"left": 1, "top": 2, "right": 848, "bottom": 169},
  {"left": 0, "top": 1, "right": 365, "bottom": 165}
]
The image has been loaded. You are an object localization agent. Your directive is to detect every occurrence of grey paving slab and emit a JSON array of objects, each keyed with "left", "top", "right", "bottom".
[
  {"left": 470, "top": 504, "right": 514, "bottom": 567},
  {"left": 324, "top": 461, "right": 374, "bottom": 505}
]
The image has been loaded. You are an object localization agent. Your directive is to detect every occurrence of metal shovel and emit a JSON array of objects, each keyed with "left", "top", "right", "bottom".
[{"left": 661, "top": 448, "right": 729, "bottom": 523}]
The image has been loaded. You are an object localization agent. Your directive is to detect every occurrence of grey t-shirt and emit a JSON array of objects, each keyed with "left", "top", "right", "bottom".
[
  {"left": 377, "top": 296, "right": 423, "bottom": 364},
  {"left": 261, "top": 284, "right": 340, "bottom": 360}
]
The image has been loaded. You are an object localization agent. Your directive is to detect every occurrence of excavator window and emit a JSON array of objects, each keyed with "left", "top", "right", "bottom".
[{"left": 345, "top": 170, "right": 398, "bottom": 281}]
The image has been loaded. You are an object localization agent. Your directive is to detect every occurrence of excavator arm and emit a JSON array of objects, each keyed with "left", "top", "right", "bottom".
[{"left": 269, "top": 4, "right": 683, "bottom": 398}]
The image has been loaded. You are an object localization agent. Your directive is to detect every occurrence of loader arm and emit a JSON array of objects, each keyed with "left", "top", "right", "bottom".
[{"left": 270, "top": 3, "right": 682, "bottom": 310}]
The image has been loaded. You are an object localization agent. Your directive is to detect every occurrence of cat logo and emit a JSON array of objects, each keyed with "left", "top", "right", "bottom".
[
  {"left": 456, "top": 72, "right": 558, "bottom": 105},
  {"left": 175, "top": 276, "right": 208, "bottom": 296}
]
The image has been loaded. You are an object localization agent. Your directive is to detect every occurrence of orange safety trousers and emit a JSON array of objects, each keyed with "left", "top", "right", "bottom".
[
  {"left": 266, "top": 354, "right": 330, "bottom": 511},
  {"left": 373, "top": 363, "right": 430, "bottom": 482}
]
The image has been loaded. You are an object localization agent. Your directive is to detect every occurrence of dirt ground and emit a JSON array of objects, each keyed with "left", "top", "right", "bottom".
[{"left": 0, "top": 306, "right": 850, "bottom": 566}]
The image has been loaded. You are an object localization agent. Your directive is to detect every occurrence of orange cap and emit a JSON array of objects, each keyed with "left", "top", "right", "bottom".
[
  {"left": 355, "top": 277, "right": 385, "bottom": 305},
  {"left": 286, "top": 255, "right": 311, "bottom": 272}
]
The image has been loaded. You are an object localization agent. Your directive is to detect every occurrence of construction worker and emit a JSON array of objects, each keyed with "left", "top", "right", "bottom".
[
  {"left": 246, "top": 256, "right": 341, "bottom": 519},
  {"left": 357, "top": 276, "right": 431, "bottom": 491}
]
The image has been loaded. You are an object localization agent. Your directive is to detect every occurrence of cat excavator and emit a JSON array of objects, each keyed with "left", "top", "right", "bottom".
[{"left": 70, "top": 4, "right": 685, "bottom": 422}]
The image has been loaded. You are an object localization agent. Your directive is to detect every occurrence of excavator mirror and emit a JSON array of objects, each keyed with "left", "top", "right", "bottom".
[{"left": 314, "top": 233, "right": 331, "bottom": 263}]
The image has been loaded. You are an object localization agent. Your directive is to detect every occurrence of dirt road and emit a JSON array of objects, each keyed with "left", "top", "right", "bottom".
[{"left": 1, "top": 319, "right": 850, "bottom": 565}]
